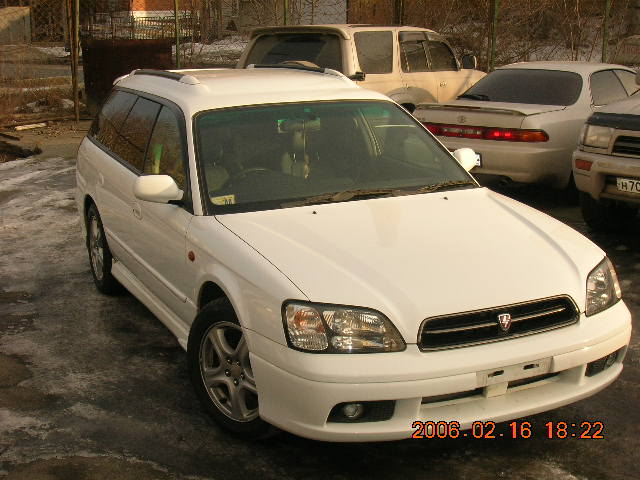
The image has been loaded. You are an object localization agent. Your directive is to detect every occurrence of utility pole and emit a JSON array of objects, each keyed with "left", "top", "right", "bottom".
[{"left": 487, "top": 0, "right": 500, "bottom": 71}]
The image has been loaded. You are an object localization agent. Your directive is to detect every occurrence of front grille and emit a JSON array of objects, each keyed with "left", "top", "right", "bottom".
[
  {"left": 418, "top": 296, "right": 579, "bottom": 351},
  {"left": 613, "top": 135, "right": 640, "bottom": 157}
]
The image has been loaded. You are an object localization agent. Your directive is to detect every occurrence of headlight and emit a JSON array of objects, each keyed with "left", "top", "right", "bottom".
[
  {"left": 585, "top": 257, "right": 622, "bottom": 316},
  {"left": 282, "top": 301, "right": 406, "bottom": 353},
  {"left": 582, "top": 124, "right": 614, "bottom": 149}
]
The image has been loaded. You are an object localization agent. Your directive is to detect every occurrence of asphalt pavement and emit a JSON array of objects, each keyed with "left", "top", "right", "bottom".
[{"left": 0, "top": 125, "right": 638, "bottom": 480}]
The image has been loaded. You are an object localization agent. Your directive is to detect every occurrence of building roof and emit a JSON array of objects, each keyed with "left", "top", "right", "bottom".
[{"left": 114, "top": 66, "right": 390, "bottom": 117}]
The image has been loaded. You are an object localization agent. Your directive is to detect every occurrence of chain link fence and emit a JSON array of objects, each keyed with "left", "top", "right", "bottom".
[{"left": 1, "top": 0, "right": 638, "bottom": 126}]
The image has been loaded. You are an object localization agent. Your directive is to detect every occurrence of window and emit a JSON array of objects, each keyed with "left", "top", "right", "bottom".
[
  {"left": 245, "top": 33, "right": 342, "bottom": 72},
  {"left": 91, "top": 90, "right": 137, "bottom": 152},
  {"left": 354, "top": 31, "right": 393, "bottom": 74},
  {"left": 144, "top": 107, "right": 187, "bottom": 190},
  {"left": 591, "top": 70, "right": 629, "bottom": 106},
  {"left": 461, "top": 69, "right": 583, "bottom": 106},
  {"left": 427, "top": 41, "right": 457, "bottom": 71},
  {"left": 614, "top": 70, "right": 638, "bottom": 95},
  {"left": 112, "top": 97, "right": 161, "bottom": 171}
]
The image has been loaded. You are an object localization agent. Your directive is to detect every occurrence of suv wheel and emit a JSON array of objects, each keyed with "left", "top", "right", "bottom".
[
  {"left": 580, "top": 192, "right": 638, "bottom": 232},
  {"left": 188, "top": 298, "right": 278, "bottom": 438},
  {"left": 86, "top": 203, "right": 122, "bottom": 295}
]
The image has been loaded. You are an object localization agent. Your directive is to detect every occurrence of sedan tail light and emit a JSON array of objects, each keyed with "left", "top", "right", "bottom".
[{"left": 424, "top": 122, "right": 549, "bottom": 143}]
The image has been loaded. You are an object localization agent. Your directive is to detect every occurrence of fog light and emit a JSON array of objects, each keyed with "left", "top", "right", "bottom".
[
  {"left": 605, "top": 351, "right": 617, "bottom": 368},
  {"left": 342, "top": 403, "right": 365, "bottom": 420}
]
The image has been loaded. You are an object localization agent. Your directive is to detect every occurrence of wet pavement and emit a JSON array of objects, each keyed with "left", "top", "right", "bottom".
[{"left": 0, "top": 129, "right": 638, "bottom": 480}]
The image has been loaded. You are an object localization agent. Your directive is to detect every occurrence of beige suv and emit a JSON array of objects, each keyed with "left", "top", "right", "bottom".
[
  {"left": 573, "top": 94, "right": 640, "bottom": 231},
  {"left": 236, "top": 24, "right": 485, "bottom": 112}
]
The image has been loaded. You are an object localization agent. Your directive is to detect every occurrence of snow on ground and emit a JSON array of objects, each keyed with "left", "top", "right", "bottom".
[
  {"left": 34, "top": 46, "right": 70, "bottom": 58},
  {"left": 173, "top": 35, "right": 248, "bottom": 65}
]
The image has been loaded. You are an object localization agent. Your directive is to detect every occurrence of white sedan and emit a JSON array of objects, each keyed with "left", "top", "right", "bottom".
[{"left": 415, "top": 62, "right": 637, "bottom": 189}]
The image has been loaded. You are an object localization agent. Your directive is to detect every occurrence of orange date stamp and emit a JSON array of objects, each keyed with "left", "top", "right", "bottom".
[{"left": 410, "top": 420, "right": 605, "bottom": 439}]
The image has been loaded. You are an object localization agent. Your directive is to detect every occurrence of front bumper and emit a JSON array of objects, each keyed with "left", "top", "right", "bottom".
[
  {"left": 248, "top": 300, "right": 631, "bottom": 442},
  {"left": 438, "top": 137, "right": 571, "bottom": 188},
  {"left": 573, "top": 148, "right": 640, "bottom": 205}
]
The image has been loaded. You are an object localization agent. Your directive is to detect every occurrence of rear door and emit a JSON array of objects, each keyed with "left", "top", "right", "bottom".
[
  {"left": 352, "top": 30, "right": 401, "bottom": 99},
  {"left": 398, "top": 31, "right": 438, "bottom": 105}
]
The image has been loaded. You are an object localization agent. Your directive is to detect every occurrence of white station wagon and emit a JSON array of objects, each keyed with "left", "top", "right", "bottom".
[{"left": 76, "top": 65, "right": 631, "bottom": 442}]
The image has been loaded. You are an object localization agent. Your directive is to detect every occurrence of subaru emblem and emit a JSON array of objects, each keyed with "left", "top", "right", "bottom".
[
  {"left": 457, "top": 115, "right": 467, "bottom": 123},
  {"left": 497, "top": 313, "right": 512, "bottom": 332}
]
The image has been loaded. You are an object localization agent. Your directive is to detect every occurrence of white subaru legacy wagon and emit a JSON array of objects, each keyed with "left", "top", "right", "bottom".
[{"left": 75, "top": 65, "right": 631, "bottom": 442}]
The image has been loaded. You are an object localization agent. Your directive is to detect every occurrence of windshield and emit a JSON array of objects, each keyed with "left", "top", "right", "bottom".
[
  {"left": 460, "top": 69, "right": 583, "bottom": 106},
  {"left": 195, "top": 101, "right": 475, "bottom": 214}
]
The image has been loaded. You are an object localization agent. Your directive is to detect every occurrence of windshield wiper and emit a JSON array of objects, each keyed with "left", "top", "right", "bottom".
[
  {"left": 395, "top": 180, "right": 477, "bottom": 196},
  {"left": 282, "top": 188, "right": 396, "bottom": 208},
  {"left": 457, "top": 93, "right": 491, "bottom": 101},
  {"left": 282, "top": 181, "right": 477, "bottom": 208}
]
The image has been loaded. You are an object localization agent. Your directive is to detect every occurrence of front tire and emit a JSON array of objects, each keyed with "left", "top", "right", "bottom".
[
  {"left": 580, "top": 192, "right": 638, "bottom": 232},
  {"left": 86, "top": 203, "right": 122, "bottom": 295},
  {"left": 187, "top": 299, "right": 277, "bottom": 438}
]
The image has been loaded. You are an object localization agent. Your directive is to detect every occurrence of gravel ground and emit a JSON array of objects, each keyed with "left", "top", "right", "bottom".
[{"left": 0, "top": 125, "right": 638, "bottom": 480}]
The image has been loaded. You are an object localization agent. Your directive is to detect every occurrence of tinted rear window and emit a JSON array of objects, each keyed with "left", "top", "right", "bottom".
[
  {"left": 245, "top": 33, "right": 342, "bottom": 72},
  {"left": 461, "top": 69, "right": 583, "bottom": 106}
]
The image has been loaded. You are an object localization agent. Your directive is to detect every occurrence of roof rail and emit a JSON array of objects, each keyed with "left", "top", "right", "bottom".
[
  {"left": 132, "top": 69, "right": 200, "bottom": 85},
  {"left": 247, "top": 63, "right": 353, "bottom": 82}
]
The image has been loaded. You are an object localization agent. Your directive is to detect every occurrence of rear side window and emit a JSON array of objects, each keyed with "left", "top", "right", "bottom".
[
  {"left": 91, "top": 91, "right": 137, "bottom": 152},
  {"left": 461, "top": 69, "right": 583, "bottom": 105},
  {"left": 614, "top": 70, "right": 638, "bottom": 96},
  {"left": 591, "top": 70, "right": 628, "bottom": 105},
  {"left": 112, "top": 97, "right": 161, "bottom": 171},
  {"left": 245, "top": 33, "right": 342, "bottom": 72},
  {"left": 144, "top": 106, "right": 186, "bottom": 189},
  {"left": 354, "top": 31, "right": 393, "bottom": 74},
  {"left": 427, "top": 41, "right": 457, "bottom": 71}
]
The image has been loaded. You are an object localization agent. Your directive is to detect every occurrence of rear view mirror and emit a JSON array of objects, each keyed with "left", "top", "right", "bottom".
[
  {"left": 461, "top": 54, "right": 477, "bottom": 70},
  {"left": 134, "top": 175, "right": 183, "bottom": 203},
  {"left": 453, "top": 148, "right": 478, "bottom": 172}
]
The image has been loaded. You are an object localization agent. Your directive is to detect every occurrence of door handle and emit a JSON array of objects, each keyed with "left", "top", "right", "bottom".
[{"left": 132, "top": 202, "right": 142, "bottom": 219}]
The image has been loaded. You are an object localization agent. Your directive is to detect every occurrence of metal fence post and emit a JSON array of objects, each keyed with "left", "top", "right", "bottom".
[
  {"left": 602, "top": 0, "right": 611, "bottom": 62},
  {"left": 284, "top": 0, "right": 289, "bottom": 25},
  {"left": 174, "top": 0, "right": 181, "bottom": 68}
]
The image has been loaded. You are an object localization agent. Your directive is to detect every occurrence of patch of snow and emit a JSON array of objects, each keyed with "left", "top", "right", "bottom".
[{"left": 35, "top": 46, "right": 70, "bottom": 58}]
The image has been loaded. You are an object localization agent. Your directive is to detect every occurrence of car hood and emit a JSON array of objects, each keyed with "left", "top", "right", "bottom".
[{"left": 217, "top": 188, "right": 603, "bottom": 342}]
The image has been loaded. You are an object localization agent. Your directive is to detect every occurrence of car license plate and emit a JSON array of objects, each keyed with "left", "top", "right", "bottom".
[
  {"left": 474, "top": 153, "right": 482, "bottom": 167},
  {"left": 616, "top": 177, "right": 640, "bottom": 194}
]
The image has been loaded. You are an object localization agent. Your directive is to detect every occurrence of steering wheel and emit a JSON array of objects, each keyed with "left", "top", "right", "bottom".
[{"left": 225, "top": 167, "right": 272, "bottom": 188}]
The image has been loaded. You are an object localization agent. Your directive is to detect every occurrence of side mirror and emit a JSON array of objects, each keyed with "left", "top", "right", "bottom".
[
  {"left": 453, "top": 148, "right": 478, "bottom": 172},
  {"left": 134, "top": 175, "right": 183, "bottom": 204},
  {"left": 461, "top": 54, "right": 477, "bottom": 70},
  {"left": 348, "top": 71, "right": 366, "bottom": 82}
]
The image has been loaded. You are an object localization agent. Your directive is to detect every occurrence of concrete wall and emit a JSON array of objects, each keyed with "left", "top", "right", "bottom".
[{"left": 0, "top": 7, "right": 31, "bottom": 45}]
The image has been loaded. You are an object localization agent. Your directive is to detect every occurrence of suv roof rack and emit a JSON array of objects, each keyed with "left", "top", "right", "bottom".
[
  {"left": 132, "top": 69, "right": 200, "bottom": 85},
  {"left": 247, "top": 63, "right": 351, "bottom": 81}
]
